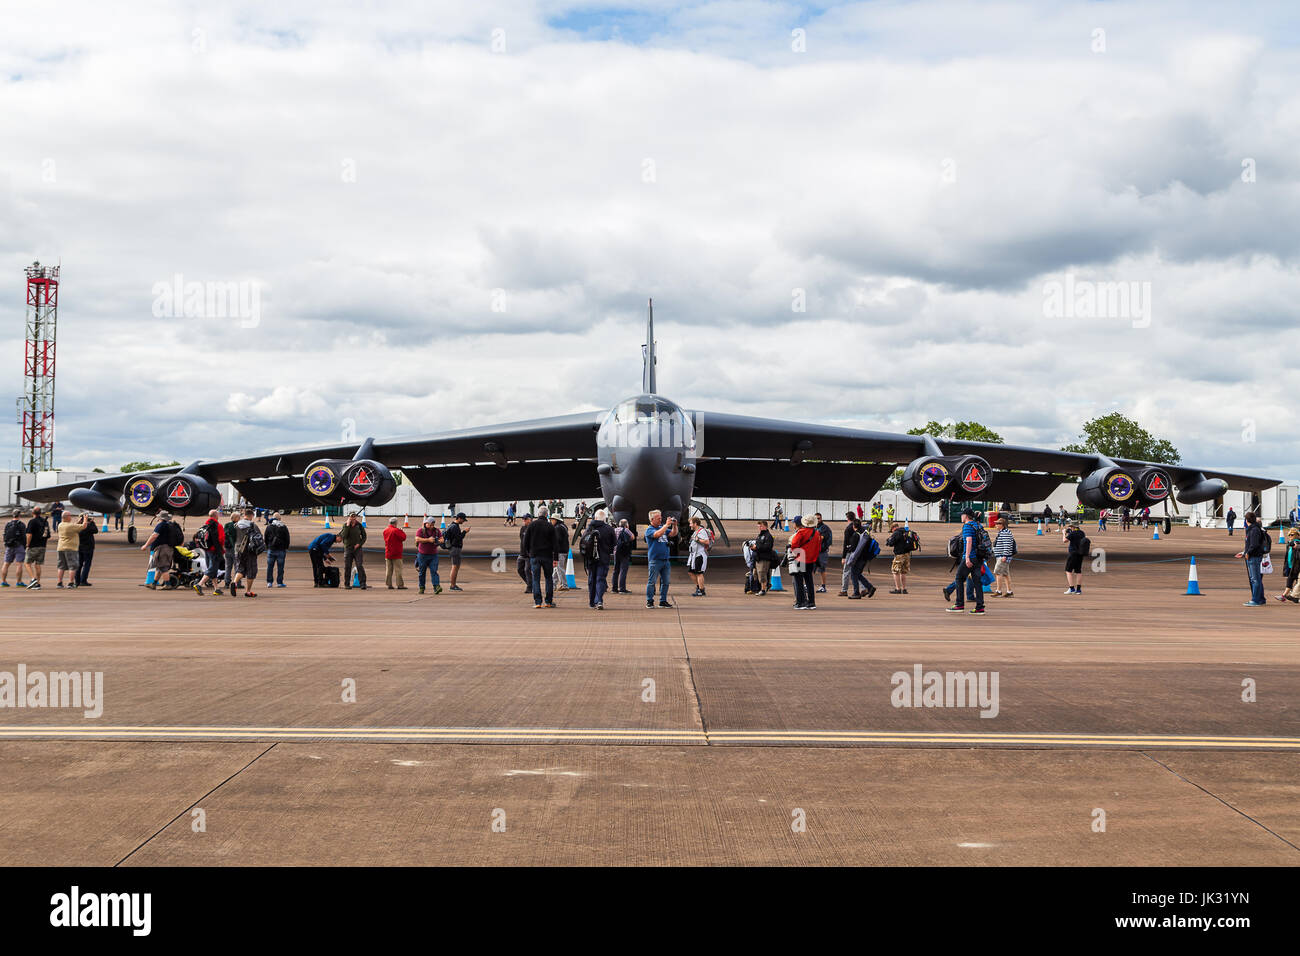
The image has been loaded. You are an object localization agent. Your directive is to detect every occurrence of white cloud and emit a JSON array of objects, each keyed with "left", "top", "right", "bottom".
[{"left": 0, "top": 1, "right": 1296, "bottom": 482}]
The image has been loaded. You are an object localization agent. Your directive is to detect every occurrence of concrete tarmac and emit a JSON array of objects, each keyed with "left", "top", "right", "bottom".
[{"left": 0, "top": 515, "right": 1296, "bottom": 865}]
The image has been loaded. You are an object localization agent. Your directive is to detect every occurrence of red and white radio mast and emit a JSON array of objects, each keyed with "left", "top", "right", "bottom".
[{"left": 18, "top": 261, "right": 58, "bottom": 472}]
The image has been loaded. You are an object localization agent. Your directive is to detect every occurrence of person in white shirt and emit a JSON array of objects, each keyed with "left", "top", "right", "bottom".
[{"left": 686, "top": 515, "right": 712, "bottom": 597}]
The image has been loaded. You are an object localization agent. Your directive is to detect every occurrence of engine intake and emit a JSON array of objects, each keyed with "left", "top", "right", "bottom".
[
  {"left": 900, "top": 455, "right": 991, "bottom": 503},
  {"left": 1078, "top": 466, "right": 1138, "bottom": 508},
  {"left": 303, "top": 458, "right": 396, "bottom": 507},
  {"left": 1133, "top": 467, "right": 1172, "bottom": 506},
  {"left": 122, "top": 473, "right": 221, "bottom": 516}
]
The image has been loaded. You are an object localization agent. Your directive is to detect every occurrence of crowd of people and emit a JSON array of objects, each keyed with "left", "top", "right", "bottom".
[
  {"left": 2, "top": 505, "right": 97, "bottom": 590},
  {"left": 2, "top": 496, "right": 1290, "bottom": 610}
]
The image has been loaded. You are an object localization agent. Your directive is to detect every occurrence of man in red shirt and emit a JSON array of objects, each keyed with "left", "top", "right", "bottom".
[
  {"left": 193, "top": 508, "right": 227, "bottom": 595},
  {"left": 382, "top": 516, "right": 407, "bottom": 590},
  {"left": 788, "top": 514, "right": 822, "bottom": 610}
]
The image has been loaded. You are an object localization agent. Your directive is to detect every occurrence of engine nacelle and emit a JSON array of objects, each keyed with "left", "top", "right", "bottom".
[
  {"left": 303, "top": 458, "right": 396, "bottom": 507},
  {"left": 69, "top": 482, "right": 124, "bottom": 515},
  {"left": 123, "top": 473, "right": 221, "bottom": 516},
  {"left": 900, "top": 455, "right": 991, "bottom": 502},
  {"left": 1078, "top": 466, "right": 1139, "bottom": 508},
  {"left": 1132, "top": 467, "right": 1172, "bottom": 507},
  {"left": 1175, "top": 474, "right": 1228, "bottom": 505}
]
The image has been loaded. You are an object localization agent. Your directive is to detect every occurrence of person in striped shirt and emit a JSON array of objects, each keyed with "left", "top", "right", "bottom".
[{"left": 991, "top": 516, "right": 1016, "bottom": 597}]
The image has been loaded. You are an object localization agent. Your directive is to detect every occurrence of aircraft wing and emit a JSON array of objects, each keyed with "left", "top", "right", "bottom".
[
  {"left": 690, "top": 410, "right": 1281, "bottom": 496},
  {"left": 19, "top": 412, "right": 604, "bottom": 507}
]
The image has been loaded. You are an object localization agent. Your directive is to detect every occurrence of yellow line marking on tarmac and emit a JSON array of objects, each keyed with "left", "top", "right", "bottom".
[{"left": 0, "top": 726, "right": 1298, "bottom": 749}]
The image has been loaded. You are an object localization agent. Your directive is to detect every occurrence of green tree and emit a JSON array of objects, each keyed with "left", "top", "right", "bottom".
[
  {"left": 1061, "top": 413, "right": 1180, "bottom": 463},
  {"left": 119, "top": 459, "right": 180, "bottom": 474},
  {"left": 906, "top": 421, "right": 1004, "bottom": 444}
]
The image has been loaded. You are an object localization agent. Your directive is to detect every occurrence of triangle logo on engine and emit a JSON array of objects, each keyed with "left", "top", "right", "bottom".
[
  {"left": 1147, "top": 474, "right": 1166, "bottom": 492},
  {"left": 962, "top": 465, "right": 987, "bottom": 487},
  {"left": 167, "top": 482, "right": 191, "bottom": 505},
  {"left": 349, "top": 467, "right": 374, "bottom": 494}
]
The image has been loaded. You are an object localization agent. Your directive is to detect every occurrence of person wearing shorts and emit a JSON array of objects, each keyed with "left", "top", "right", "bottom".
[
  {"left": 444, "top": 513, "right": 468, "bottom": 591},
  {"left": 686, "top": 516, "right": 710, "bottom": 597},
  {"left": 141, "top": 511, "right": 175, "bottom": 589},
  {"left": 24, "top": 507, "right": 51, "bottom": 590},
  {"left": 885, "top": 522, "right": 915, "bottom": 594},
  {"left": 2, "top": 509, "right": 26, "bottom": 587},
  {"left": 55, "top": 513, "right": 84, "bottom": 588},
  {"left": 1063, "top": 521, "right": 1088, "bottom": 594}
]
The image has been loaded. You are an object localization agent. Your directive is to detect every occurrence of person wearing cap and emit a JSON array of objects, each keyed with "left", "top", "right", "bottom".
[
  {"left": 382, "top": 516, "right": 408, "bottom": 590},
  {"left": 140, "top": 510, "right": 175, "bottom": 591},
  {"left": 947, "top": 508, "right": 986, "bottom": 613},
  {"left": 1062, "top": 520, "right": 1088, "bottom": 595},
  {"left": 338, "top": 512, "right": 368, "bottom": 590},
  {"left": 443, "top": 512, "right": 469, "bottom": 591},
  {"left": 788, "top": 514, "right": 822, "bottom": 609},
  {"left": 1, "top": 508, "right": 27, "bottom": 588},
  {"left": 414, "top": 516, "right": 443, "bottom": 594}
]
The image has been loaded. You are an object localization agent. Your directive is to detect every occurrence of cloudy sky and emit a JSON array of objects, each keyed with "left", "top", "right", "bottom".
[{"left": 1, "top": 0, "right": 1296, "bottom": 482}]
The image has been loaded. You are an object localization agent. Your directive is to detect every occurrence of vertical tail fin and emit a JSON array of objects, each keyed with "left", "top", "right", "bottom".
[{"left": 642, "top": 298, "right": 656, "bottom": 393}]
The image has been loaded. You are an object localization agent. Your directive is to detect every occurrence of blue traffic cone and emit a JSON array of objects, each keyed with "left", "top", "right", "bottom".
[
  {"left": 783, "top": 520, "right": 790, "bottom": 532},
  {"left": 1152, "top": 527, "right": 1160, "bottom": 540},
  {"left": 360, "top": 512, "right": 367, "bottom": 528},
  {"left": 769, "top": 562, "right": 784, "bottom": 591},
  {"left": 440, "top": 514, "right": 447, "bottom": 530},
  {"left": 1036, "top": 521, "right": 1043, "bottom": 535},
  {"left": 101, "top": 514, "right": 109, "bottom": 532},
  {"left": 352, "top": 569, "right": 361, "bottom": 587},
  {"left": 323, "top": 513, "right": 332, "bottom": 528},
  {"left": 564, "top": 549, "right": 576, "bottom": 588},
  {"left": 145, "top": 567, "right": 156, "bottom": 587},
  {"left": 1185, "top": 556, "right": 1202, "bottom": 595}
]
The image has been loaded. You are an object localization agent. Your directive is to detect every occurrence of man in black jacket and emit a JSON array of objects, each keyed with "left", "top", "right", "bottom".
[
  {"left": 1234, "top": 511, "right": 1268, "bottom": 606},
  {"left": 839, "top": 516, "right": 860, "bottom": 596},
  {"left": 751, "top": 520, "right": 776, "bottom": 595},
  {"left": 524, "top": 507, "right": 557, "bottom": 607},
  {"left": 264, "top": 512, "right": 291, "bottom": 588},
  {"left": 582, "top": 508, "right": 617, "bottom": 610}
]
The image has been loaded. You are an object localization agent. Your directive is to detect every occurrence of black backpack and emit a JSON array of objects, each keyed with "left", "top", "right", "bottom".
[
  {"left": 3, "top": 520, "right": 23, "bottom": 547},
  {"left": 580, "top": 528, "right": 599, "bottom": 563},
  {"left": 193, "top": 523, "right": 211, "bottom": 550},
  {"left": 240, "top": 524, "right": 266, "bottom": 555},
  {"left": 164, "top": 520, "right": 184, "bottom": 547},
  {"left": 975, "top": 526, "right": 994, "bottom": 562}
]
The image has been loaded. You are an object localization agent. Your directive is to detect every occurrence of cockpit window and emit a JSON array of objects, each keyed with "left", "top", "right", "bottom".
[{"left": 601, "top": 396, "right": 695, "bottom": 450}]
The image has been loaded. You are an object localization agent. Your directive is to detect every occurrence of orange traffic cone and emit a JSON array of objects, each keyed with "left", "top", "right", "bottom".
[{"left": 403, "top": 515, "right": 410, "bottom": 528}]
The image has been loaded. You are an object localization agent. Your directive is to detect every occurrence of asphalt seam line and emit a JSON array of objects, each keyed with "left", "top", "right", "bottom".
[
  {"left": 1139, "top": 750, "right": 1300, "bottom": 855},
  {"left": 113, "top": 742, "right": 279, "bottom": 867},
  {"left": 673, "top": 600, "right": 711, "bottom": 744}
]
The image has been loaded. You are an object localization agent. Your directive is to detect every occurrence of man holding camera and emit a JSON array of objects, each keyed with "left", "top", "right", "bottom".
[{"left": 644, "top": 509, "right": 676, "bottom": 608}]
